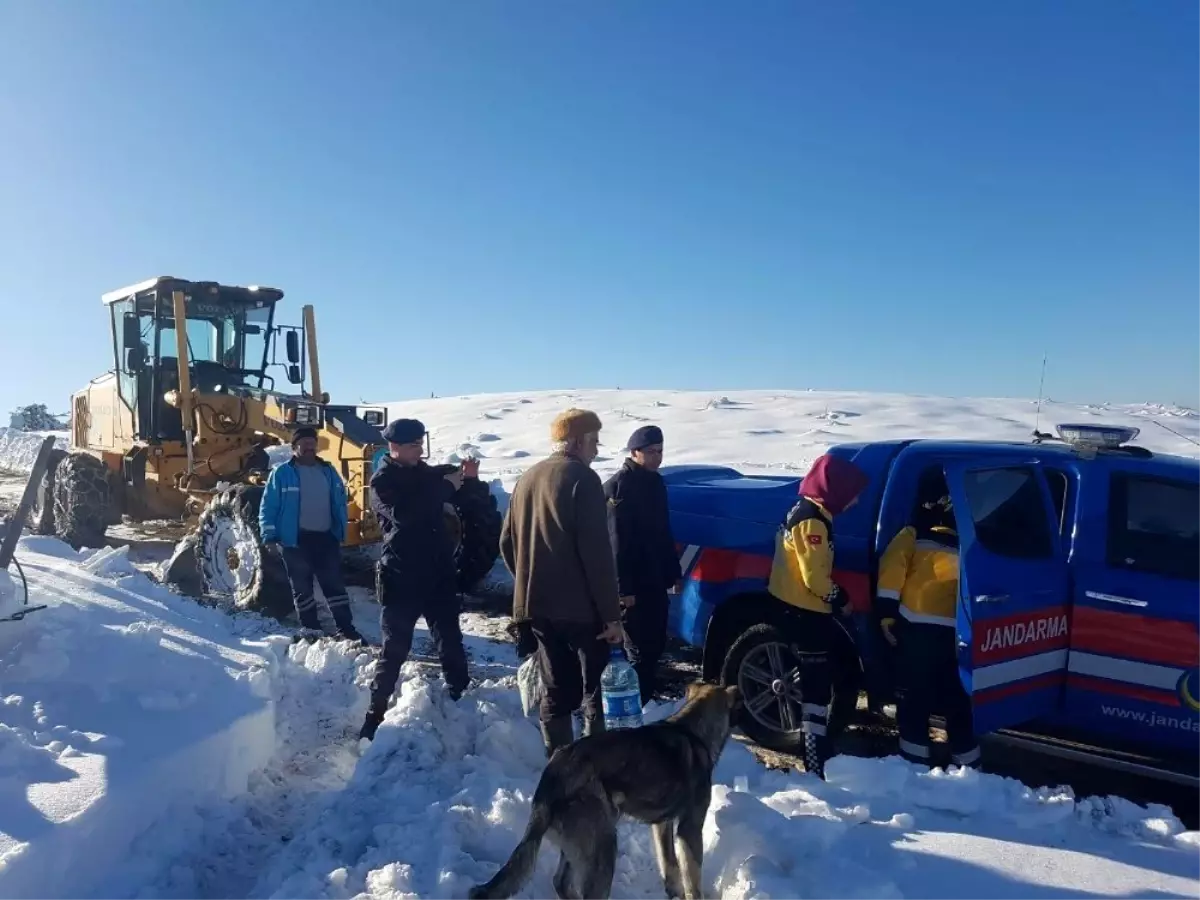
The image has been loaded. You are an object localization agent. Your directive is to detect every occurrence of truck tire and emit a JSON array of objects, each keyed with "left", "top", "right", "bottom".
[
  {"left": 28, "top": 448, "right": 67, "bottom": 535},
  {"left": 195, "top": 485, "right": 294, "bottom": 620},
  {"left": 454, "top": 479, "right": 502, "bottom": 593},
  {"left": 52, "top": 453, "right": 111, "bottom": 550},
  {"left": 721, "top": 623, "right": 809, "bottom": 752}
]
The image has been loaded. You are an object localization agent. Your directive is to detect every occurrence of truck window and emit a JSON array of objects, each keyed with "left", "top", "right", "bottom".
[
  {"left": 1042, "top": 467, "right": 1072, "bottom": 533},
  {"left": 961, "top": 466, "right": 1055, "bottom": 559},
  {"left": 1107, "top": 475, "right": 1199, "bottom": 581}
]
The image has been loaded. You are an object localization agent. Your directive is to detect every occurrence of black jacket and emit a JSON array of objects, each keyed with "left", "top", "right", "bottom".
[
  {"left": 370, "top": 457, "right": 456, "bottom": 593},
  {"left": 603, "top": 459, "right": 681, "bottom": 597}
]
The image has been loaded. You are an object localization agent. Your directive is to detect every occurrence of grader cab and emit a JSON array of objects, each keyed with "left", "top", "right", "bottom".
[{"left": 30, "top": 277, "right": 501, "bottom": 619}]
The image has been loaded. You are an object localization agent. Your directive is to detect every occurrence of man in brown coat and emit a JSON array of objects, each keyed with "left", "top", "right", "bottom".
[{"left": 500, "top": 408, "right": 625, "bottom": 756}]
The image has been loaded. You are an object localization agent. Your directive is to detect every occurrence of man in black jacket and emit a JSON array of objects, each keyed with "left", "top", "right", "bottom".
[
  {"left": 359, "top": 418, "right": 471, "bottom": 741},
  {"left": 603, "top": 425, "right": 681, "bottom": 707}
]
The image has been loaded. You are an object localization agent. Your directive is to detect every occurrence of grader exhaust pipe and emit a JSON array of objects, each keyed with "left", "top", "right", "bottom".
[{"left": 172, "top": 290, "right": 196, "bottom": 476}]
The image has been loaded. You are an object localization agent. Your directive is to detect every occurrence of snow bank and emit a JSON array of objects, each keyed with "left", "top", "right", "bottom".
[
  {"left": 118, "top": 658, "right": 1198, "bottom": 900},
  {"left": 0, "top": 429, "right": 67, "bottom": 475},
  {"left": 0, "top": 537, "right": 281, "bottom": 898}
]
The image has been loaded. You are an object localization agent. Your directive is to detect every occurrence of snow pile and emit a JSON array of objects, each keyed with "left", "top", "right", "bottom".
[
  {"left": 113, "top": 662, "right": 1200, "bottom": 900},
  {"left": 0, "top": 429, "right": 67, "bottom": 475},
  {"left": 0, "top": 536, "right": 280, "bottom": 898}
]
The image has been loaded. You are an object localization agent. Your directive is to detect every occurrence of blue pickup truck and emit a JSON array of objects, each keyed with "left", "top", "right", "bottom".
[{"left": 664, "top": 424, "right": 1199, "bottom": 779}]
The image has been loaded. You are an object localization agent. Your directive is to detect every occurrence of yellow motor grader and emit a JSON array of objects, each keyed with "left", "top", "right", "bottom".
[{"left": 29, "top": 276, "right": 500, "bottom": 618}]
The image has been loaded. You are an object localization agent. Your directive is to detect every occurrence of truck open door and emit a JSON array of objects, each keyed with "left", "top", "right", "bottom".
[{"left": 944, "top": 459, "right": 1071, "bottom": 735}]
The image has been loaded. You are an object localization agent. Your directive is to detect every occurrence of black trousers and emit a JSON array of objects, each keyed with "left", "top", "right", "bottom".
[
  {"left": 622, "top": 589, "right": 669, "bottom": 707},
  {"left": 788, "top": 608, "right": 862, "bottom": 779},
  {"left": 367, "top": 566, "right": 469, "bottom": 714},
  {"left": 530, "top": 619, "right": 609, "bottom": 725},
  {"left": 896, "top": 620, "right": 978, "bottom": 766},
  {"left": 281, "top": 530, "right": 352, "bottom": 631}
]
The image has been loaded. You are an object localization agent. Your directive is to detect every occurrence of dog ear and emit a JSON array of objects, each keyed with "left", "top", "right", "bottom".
[{"left": 725, "top": 684, "right": 742, "bottom": 710}]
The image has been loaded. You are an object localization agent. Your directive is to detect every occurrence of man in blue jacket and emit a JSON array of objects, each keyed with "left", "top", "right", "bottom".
[
  {"left": 259, "top": 426, "right": 361, "bottom": 641},
  {"left": 604, "top": 425, "right": 681, "bottom": 707}
]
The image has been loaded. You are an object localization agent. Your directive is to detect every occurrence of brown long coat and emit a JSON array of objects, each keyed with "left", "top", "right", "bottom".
[{"left": 500, "top": 453, "right": 622, "bottom": 626}]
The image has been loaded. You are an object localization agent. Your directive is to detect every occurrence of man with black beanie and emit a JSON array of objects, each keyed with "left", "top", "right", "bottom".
[
  {"left": 259, "top": 426, "right": 361, "bottom": 641},
  {"left": 603, "top": 425, "right": 681, "bottom": 707},
  {"left": 359, "top": 418, "right": 472, "bottom": 741}
]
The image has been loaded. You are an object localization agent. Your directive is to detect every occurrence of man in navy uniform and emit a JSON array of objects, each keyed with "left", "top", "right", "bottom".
[
  {"left": 359, "top": 418, "right": 472, "bottom": 741},
  {"left": 603, "top": 425, "right": 681, "bottom": 707}
]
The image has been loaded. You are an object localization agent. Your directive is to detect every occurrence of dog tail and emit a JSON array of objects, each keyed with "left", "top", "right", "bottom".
[{"left": 467, "top": 794, "right": 554, "bottom": 899}]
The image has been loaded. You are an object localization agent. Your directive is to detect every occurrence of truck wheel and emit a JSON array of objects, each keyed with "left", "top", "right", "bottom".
[
  {"left": 195, "top": 485, "right": 294, "bottom": 620},
  {"left": 721, "top": 623, "right": 808, "bottom": 752},
  {"left": 28, "top": 448, "right": 66, "bottom": 535},
  {"left": 52, "top": 453, "right": 111, "bottom": 550},
  {"left": 454, "top": 479, "right": 502, "bottom": 593}
]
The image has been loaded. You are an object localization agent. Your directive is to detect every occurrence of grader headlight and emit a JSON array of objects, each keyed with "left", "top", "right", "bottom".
[{"left": 294, "top": 404, "right": 320, "bottom": 425}]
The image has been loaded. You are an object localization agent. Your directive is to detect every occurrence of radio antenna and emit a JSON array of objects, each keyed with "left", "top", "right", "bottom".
[{"left": 1033, "top": 353, "right": 1048, "bottom": 433}]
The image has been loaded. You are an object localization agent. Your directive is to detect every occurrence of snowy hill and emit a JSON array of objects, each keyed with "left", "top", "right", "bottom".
[
  {"left": 0, "top": 389, "right": 1198, "bottom": 898},
  {"left": 376, "top": 389, "right": 1200, "bottom": 494}
]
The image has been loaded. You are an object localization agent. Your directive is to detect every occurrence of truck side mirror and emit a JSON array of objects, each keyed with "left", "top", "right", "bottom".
[
  {"left": 124, "top": 345, "right": 144, "bottom": 372},
  {"left": 287, "top": 364, "right": 302, "bottom": 385},
  {"left": 285, "top": 331, "right": 300, "bottom": 364},
  {"left": 122, "top": 314, "right": 141, "bottom": 347}
]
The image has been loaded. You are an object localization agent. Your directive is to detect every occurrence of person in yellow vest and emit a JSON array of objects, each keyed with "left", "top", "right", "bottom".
[
  {"left": 768, "top": 453, "right": 869, "bottom": 779},
  {"left": 876, "top": 470, "right": 979, "bottom": 768}
]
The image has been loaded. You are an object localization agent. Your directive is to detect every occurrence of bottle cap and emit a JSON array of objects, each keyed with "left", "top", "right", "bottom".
[{"left": 609, "top": 645, "right": 624, "bottom": 658}]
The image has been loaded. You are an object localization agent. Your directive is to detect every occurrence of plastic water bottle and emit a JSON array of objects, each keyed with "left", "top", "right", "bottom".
[{"left": 601, "top": 646, "right": 643, "bottom": 730}]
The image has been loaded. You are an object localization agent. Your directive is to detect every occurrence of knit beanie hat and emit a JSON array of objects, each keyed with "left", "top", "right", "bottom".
[{"left": 550, "top": 408, "right": 603, "bottom": 443}]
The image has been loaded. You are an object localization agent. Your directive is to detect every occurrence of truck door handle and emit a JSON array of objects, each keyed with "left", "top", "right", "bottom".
[
  {"left": 974, "top": 594, "right": 1009, "bottom": 604},
  {"left": 1085, "top": 591, "right": 1147, "bottom": 608}
]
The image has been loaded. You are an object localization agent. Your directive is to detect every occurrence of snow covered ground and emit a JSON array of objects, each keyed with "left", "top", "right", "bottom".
[
  {"left": 0, "top": 390, "right": 1198, "bottom": 898},
  {"left": 0, "top": 430, "right": 67, "bottom": 477}
]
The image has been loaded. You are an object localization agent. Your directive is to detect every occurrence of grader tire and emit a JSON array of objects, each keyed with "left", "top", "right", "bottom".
[
  {"left": 195, "top": 485, "right": 294, "bottom": 620},
  {"left": 52, "top": 453, "right": 111, "bottom": 550},
  {"left": 28, "top": 448, "right": 67, "bottom": 535},
  {"left": 454, "top": 479, "right": 502, "bottom": 593}
]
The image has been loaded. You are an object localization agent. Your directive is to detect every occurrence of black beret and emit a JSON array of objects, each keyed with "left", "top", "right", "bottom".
[
  {"left": 382, "top": 418, "right": 426, "bottom": 444},
  {"left": 626, "top": 425, "right": 664, "bottom": 452}
]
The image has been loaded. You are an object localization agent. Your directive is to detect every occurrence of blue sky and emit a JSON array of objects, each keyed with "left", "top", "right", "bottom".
[{"left": 1, "top": 1, "right": 1196, "bottom": 419}]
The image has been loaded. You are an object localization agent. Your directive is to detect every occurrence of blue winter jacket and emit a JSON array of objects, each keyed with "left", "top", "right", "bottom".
[{"left": 259, "top": 458, "right": 349, "bottom": 548}]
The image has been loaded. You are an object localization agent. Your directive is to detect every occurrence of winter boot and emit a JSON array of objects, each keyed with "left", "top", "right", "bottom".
[
  {"left": 359, "top": 707, "right": 385, "bottom": 742},
  {"left": 803, "top": 733, "right": 827, "bottom": 780},
  {"left": 540, "top": 716, "right": 574, "bottom": 758},
  {"left": 331, "top": 607, "right": 363, "bottom": 643}
]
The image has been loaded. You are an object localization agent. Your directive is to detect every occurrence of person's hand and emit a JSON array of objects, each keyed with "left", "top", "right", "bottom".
[
  {"left": 462, "top": 458, "right": 480, "bottom": 479},
  {"left": 597, "top": 621, "right": 625, "bottom": 644},
  {"left": 668, "top": 580, "right": 683, "bottom": 595},
  {"left": 880, "top": 617, "right": 898, "bottom": 647},
  {"left": 444, "top": 469, "right": 464, "bottom": 491},
  {"left": 619, "top": 595, "right": 636, "bottom": 609}
]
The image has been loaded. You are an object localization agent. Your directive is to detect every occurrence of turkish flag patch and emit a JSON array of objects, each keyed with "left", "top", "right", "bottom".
[{"left": 806, "top": 534, "right": 823, "bottom": 546}]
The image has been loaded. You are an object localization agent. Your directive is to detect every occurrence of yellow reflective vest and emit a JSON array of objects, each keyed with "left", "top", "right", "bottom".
[
  {"left": 876, "top": 525, "right": 959, "bottom": 627},
  {"left": 768, "top": 498, "right": 837, "bottom": 615}
]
